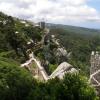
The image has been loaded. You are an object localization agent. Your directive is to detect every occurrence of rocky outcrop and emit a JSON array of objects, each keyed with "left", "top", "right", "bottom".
[{"left": 49, "top": 62, "right": 78, "bottom": 79}]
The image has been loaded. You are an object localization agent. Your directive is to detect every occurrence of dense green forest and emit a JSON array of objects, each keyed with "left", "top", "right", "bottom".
[
  {"left": 0, "top": 57, "right": 98, "bottom": 100},
  {"left": 0, "top": 12, "right": 43, "bottom": 63},
  {"left": 48, "top": 25, "right": 100, "bottom": 75},
  {"left": 0, "top": 12, "right": 99, "bottom": 99}
]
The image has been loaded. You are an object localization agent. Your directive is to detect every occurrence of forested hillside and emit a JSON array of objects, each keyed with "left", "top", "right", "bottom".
[
  {"left": 47, "top": 23, "right": 100, "bottom": 36},
  {"left": 0, "top": 12, "right": 99, "bottom": 100},
  {"left": 49, "top": 25, "right": 100, "bottom": 75},
  {"left": 0, "top": 12, "right": 43, "bottom": 63},
  {"left": 0, "top": 56, "right": 98, "bottom": 100}
]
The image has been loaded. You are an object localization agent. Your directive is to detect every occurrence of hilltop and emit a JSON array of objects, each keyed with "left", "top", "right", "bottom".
[{"left": 47, "top": 23, "right": 100, "bottom": 36}]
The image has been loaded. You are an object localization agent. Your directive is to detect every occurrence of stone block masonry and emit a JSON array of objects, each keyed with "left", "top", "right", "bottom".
[{"left": 90, "top": 51, "right": 100, "bottom": 96}]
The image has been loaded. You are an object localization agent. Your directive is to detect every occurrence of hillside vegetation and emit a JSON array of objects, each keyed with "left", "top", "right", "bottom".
[
  {"left": 0, "top": 12, "right": 99, "bottom": 100},
  {"left": 49, "top": 25, "right": 100, "bottom": 75},
  {"left": 0, "top": 12, "right": 43, "bottom": 63}
]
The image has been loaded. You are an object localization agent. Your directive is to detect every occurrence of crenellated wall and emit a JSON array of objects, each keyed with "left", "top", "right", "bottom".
[{"left": 90, "top": 51, "right": 100, "bottom": 96}]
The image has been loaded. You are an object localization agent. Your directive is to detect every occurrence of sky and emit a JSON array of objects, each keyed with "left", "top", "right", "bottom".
[{"left": 0, "top": 0, "right": 100, "bottom": 29}]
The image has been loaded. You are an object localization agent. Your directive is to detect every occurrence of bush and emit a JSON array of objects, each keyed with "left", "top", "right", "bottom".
[
  {"left": 0, "top": 57, "right": 36, "bottom": 100},
  {"left": 28, "top": 73, "right": 98, "bottom": 100}
]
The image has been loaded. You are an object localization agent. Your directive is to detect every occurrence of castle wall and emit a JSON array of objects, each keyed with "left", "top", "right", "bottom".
[{"left": 90, "top": 51, "right": 100, "bottom": 96}]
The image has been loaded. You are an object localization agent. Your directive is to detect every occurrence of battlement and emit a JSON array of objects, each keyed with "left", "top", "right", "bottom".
[
  {"left": 90, "top": 51, "right": 100, "bottom": 96},
  {"left": 90, "top": 51, "right": 100, "bottom": 75}
]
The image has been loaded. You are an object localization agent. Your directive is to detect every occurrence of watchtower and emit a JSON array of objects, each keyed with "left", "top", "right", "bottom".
[
  {"left": 39, "top": 21, "right": 45, "bottom": 29},
  {"left": 90, "top": 51, "right": 100, "bottom": 74}
]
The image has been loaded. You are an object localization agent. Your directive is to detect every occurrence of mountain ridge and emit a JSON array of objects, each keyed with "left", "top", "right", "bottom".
[{"left": 46, "top": 23, "right": 100, "bottom": 36}]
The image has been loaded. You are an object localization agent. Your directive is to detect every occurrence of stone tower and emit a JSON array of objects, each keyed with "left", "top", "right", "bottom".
[
  {"left": 39, "top": 21, "right": 45, "bottom": 29},
  {"left": 90, "top": 51, "right": 100, "bottom": 96}
]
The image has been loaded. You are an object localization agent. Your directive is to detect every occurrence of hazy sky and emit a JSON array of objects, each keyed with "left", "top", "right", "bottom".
[{"left": 0, "top": 0, "right": 100, "bottom": 29}]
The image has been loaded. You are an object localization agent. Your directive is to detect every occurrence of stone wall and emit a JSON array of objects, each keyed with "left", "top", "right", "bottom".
[{"left": 90, "top": 51, "right": 100, "bottom": 96}]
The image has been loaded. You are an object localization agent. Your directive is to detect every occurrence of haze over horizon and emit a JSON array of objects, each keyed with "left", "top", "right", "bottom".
[{"left": 0, "top": 0, "right": 100, "bottom": 29}]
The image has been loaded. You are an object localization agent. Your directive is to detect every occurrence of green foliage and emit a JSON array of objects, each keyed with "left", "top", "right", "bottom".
[
  {"left": 50, "top": 27, "right": 100, "bottom": 75},
  {"left": 22, "top": 26, "right": 43, "bottom": 41},
  {"left": 0, "top": 57, "right": 35, "bottom": 100},
  {"left": 47, "top": 23, "right": 100, "bottom": 36},
  {"left": 28, "top": 73, "right": 98, "bottom": 100},
  {"left": 0, "top": 51, "right": 16, "bottom": 59},
  {"left": 48, "top": 64, "right": 58, "bottom": 74},
  {"left": 0, "top": 56, "right": 98, "bottom": 100},
  {"left": 0, "top": 12, "right": 99, "bottom": 100},
  {"left": 0, "top": 12, "right": 43, "bottom": 63}
]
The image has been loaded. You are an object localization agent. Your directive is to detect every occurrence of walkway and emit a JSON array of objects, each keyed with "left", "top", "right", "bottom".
[{"left": 90, "top": 69, "right": 100, "bottom": 87}]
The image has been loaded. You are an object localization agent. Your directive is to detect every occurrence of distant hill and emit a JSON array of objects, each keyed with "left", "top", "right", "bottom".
[
  {"left": 47, "top": 23, "right": 100, "bottom": 36},
  {"left": 46, "top": 23, "right": 100, "bottom": 75}
]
